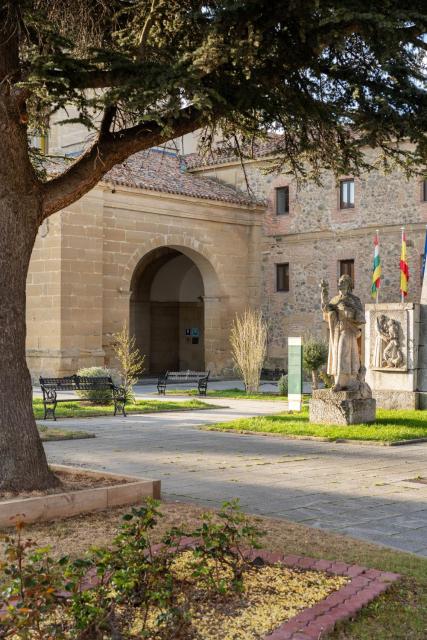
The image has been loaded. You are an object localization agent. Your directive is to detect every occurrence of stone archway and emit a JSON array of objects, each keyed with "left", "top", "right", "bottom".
[{"left": 130, "top": 246, "right": 221, "bottom": 374}]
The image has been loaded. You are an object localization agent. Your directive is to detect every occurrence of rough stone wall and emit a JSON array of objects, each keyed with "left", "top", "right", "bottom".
[{"left": 193, "top": 156, "right": 427, "bottom": 370}]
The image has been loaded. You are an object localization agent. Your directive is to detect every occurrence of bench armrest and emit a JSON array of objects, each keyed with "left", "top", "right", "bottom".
[
  {"left": 40, "top": 387, "right": 57, "bottom": 403},
  {"left": 112, "top": 385, "right": 126, "bottom": 400}
]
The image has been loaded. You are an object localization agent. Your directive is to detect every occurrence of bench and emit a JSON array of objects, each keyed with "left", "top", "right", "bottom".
[
  {"left": 157, "top": 370, "right": 210, "bottom": 396},
  {"left": 39, "top": 375, "right": 127, "bottom": 421},
  {"left": 261, "top": 367, "right": 286, "bottom": 381}
]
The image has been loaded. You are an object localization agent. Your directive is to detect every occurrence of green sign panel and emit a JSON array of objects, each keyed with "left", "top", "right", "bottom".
[{"left": 288, "top": 337, "right": 303, "bottom": 410}]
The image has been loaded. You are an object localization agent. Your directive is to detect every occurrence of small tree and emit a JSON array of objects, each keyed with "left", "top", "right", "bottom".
[
  {"left": 112, "top": 323, "right": 145, "bottom": 404},
  {"left": 230, "top": 309, "right": 267, "bottom": 394},
  {"left": 303, "top": 338, "right": 328, "bottom": 390}
]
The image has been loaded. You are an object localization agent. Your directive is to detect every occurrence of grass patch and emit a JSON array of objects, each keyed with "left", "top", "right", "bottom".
[
  {"left": 5, "top": 501, "right": 427, "bottom": 640},
  {"left": 206, "top": 407, "right": 427, "bottom": 443},
  {"left": 38, "top": 425, "right": 95, "bottom": 441},
  {"left": 168, "top": 387, "right": 288, "bottom": 401},
  {"left": 33, "top": 397, "right": 215, "bottom": 420}
]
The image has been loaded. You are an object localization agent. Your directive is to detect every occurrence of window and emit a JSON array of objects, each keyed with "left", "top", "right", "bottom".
[
  {"left": 340, "top": 179, "right": 355, "bottom": 209},
  {"left": 276, "top": 186, "right": 289, "bottom": 215},
  {"left": 339, "top": 259, "right": 355, "bottom": 286},
  {"left": 423, "top": 179, "right": 427, "bottom": 202},
  {"left": 276, "top": 263, "right": 289, "bottom": 292}
]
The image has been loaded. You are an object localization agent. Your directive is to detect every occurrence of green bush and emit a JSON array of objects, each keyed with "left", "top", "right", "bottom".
[
  {"left": 319, "top": 370, "right": 334, "bottom": 388},
  {"left": 277, "top": 374, "right": 288, "bottom": 396},
  {"left": 303, "top": 338, "right": 328, "bottom": 390},
  {"left": 76, "top": 366, "right": 113, "bottom": 405},
  {"left": 0, "top": 500, "right": 264, "bottom": 639}
]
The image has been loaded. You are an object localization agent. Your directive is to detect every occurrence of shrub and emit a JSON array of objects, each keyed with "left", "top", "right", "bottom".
[
  {"left": 76, "top": 366, "right": 114, "bottom": 404},
  {"left": 319, "top": 370, "right": 334, "bottom": 388},
  {"left": 303, "top": 338, "right": 328, "bottom": 390},
  {"left": 277, "top": 374, "right": 288, "bottom": 396},
  {"left": 230, "top": 309, "right": 267, "bottom": 394},
  {"left": 0, "top": 500, "right": 264, "bottom": 639},
  {"left": 111, "top": 323, "right": 145, "bottom": 404}
]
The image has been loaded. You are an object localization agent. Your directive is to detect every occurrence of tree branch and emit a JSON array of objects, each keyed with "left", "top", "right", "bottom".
[{"left": 42, "top": 105, "right": 204, "bottom": 218}]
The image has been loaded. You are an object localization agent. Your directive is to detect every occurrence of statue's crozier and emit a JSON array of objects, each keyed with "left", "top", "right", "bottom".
[{"left": 322, "top": 274, "right": 365, "bottom": 392}]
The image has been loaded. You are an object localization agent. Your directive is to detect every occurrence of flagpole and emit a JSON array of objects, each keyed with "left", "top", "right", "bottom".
[
  {"left": 401, "top": 226, "right": 405, "bottom": 304},
  {"left": 376, "top": 229, "right": 379, "bottom": 304}
]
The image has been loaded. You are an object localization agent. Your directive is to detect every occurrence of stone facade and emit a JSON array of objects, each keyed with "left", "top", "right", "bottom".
[
  {"left": 27, "top": 182, "right": 263, "bottom": 379},
  {"left": 26, "top": 131, "right": 427, "bottom": 379},
  {"left": 193, "top": 156, "right": 427, "bottom": 370}
]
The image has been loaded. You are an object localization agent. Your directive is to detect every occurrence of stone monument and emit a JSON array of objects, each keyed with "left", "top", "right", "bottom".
[
  {"left": 365, "top": 303, "right": 420, "bottom": 409},
  {"left": 309, "top": 275, "right": 376, "bottom": 425},
  {"left": 419, "top": 274, "right": 427, "bottom": 409}
]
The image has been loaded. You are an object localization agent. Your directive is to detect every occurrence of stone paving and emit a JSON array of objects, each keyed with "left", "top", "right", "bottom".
[{"left": 41, "top": 394, "right": 427, "bottom": 556}]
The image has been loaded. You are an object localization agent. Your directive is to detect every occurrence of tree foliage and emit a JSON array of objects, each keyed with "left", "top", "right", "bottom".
[
  {"left": 2, "top": 0, "right": 427, "bottom": 205},
  {"left": 303, "top": 337, "right": 329, "bottom": 390}
]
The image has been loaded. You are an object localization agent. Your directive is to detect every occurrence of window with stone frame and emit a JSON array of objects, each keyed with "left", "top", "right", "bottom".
[
  {"left": 339, "top": 259, "right": 355, "bottom": 286},
  {"left": 339, "top": 179, "right": 355, "bottom": 209},
  {"left": 276, "top": 263, "right": 290, "bottom": 292},
  {"left": 275, "top": 186, "right": 289, "bottom": 215},
  {"left": 423, "top": 178, "right": 427, "bottom": 202}
]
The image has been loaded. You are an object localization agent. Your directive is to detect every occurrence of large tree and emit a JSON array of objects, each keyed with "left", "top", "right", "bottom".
[{"left": 0, "top": 0, "right": 426, "bottom": 491}]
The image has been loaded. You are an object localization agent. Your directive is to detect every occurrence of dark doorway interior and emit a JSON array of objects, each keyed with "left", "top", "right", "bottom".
[{"left": 130, "top": 248, "right": 205, "bottom": 375}]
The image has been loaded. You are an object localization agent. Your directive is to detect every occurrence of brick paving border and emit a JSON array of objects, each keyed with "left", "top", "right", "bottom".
[
  {"left": 0, "top": 543, "right": 400, "bottom": 639},
  {"left": 247, "top": 549, "right": 400, "bottom": 640}
]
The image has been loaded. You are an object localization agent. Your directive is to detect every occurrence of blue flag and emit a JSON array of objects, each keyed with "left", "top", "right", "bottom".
[{"left": 422, "top": 228, "right": 427, "bottom": 283}]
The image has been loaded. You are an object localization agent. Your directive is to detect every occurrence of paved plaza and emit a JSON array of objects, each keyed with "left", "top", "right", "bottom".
[{"left": 40, "top": 387, "right": 427, "bottom": 556}]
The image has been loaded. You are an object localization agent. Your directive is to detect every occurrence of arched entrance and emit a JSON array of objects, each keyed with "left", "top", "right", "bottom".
[{"left": 130, "top": 247, "right": 205, "bottom": 374}]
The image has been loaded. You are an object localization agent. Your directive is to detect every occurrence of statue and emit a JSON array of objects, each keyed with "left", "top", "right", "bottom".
[{"left": 320, "top": 274, "right": 365, "bottom": 392}]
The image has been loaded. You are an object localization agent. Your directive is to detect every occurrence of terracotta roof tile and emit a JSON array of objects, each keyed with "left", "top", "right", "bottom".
[
  {"left": 102, "top": 149, "right": 261, "bottom": 206},
  {"left": 184, "top": 135, "right": 284, "bottom": 169}
]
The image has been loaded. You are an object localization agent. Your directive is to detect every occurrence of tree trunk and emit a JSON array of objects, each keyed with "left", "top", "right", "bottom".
[
  {"left": 311, "top": 369, "right": 319, "bottom": 391},
  {"left": 0, "top": 95, "right": 58, "bottom": 492}
]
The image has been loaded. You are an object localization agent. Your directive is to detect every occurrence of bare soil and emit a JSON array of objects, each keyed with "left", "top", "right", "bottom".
[{"left": 0, "top": 469, "right": 129, "bottom": 502}]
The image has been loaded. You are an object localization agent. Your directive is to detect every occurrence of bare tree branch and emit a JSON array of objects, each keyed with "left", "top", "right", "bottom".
[{"left": 42, "top": 105, "right": 203, "bottom": 218}]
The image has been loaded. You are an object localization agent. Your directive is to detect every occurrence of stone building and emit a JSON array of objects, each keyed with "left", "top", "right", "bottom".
[{"left": 26, "top": 128, "right": 427, "bottom": 378}]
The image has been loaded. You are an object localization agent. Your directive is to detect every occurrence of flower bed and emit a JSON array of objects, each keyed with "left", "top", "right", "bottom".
[{"left": 0, "top": 500, "right": 400, "bottom": 639}]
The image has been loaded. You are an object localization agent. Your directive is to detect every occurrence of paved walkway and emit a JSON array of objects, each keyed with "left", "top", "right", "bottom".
[{"left": 42, "top": 397, "right": 427, "bottom": 556}]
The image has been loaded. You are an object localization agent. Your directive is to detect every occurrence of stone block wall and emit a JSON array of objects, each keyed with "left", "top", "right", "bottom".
[{"left": 26, "top": 184, "right": 263, "bottom": 378}]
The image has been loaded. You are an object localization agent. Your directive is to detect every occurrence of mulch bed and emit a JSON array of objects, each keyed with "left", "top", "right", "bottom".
[
  {"left": 0, "top": 540, "right": 399, "bottom": 639},
  {"left": 0, "top": 469, "right": 129, "bottom": 502}
]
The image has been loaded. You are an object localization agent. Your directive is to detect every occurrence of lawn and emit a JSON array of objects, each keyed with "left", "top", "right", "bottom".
[
  {"left": 206, "top": 407, "right": 427, "bottom": 443},
  {"left": 33, "top": 397, "right": 215, "bottom": 419},
  {"left": 38, "top": 424, "right": 95, "bottom": 441},
  {"left": 169, "top": 387, "right": 288, "bottom": 401},
  {"left": 4, "top": 501, "right": 427, "bottom": 640}
]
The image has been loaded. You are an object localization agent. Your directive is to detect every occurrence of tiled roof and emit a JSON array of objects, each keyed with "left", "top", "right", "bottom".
[
  {"left": 184, "top": 136, "right": 285, "bottom": 169},
  {"left": 102, "top": 149, "right": 261, "bottom": 206}
]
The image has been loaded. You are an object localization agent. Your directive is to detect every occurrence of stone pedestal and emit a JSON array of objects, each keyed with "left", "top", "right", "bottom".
[
  {"left": 365, "top": 303, "right": 420, "bottom": 409},
  {"left": 309, "top": 389, "right": 376, "bottom": 425}
]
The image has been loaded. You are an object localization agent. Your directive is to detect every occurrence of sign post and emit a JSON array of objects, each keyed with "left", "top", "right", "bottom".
[{"left": 288, "top": 337, "right": 303, "bottom": 411}]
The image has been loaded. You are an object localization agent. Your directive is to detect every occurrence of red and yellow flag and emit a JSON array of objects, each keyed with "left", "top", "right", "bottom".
[{"left": 400, "top": 229, "right": 409, "bottom": 298}]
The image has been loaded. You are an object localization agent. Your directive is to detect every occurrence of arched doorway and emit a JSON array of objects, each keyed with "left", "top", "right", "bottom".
[{"left": 130, "top": 247, "right": 205, "bottom": 374}]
